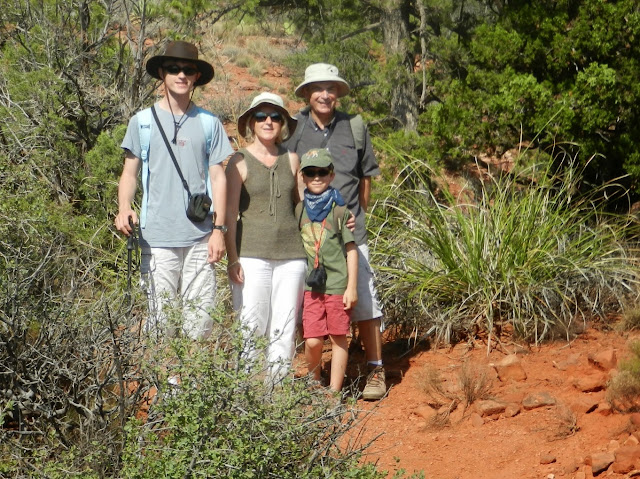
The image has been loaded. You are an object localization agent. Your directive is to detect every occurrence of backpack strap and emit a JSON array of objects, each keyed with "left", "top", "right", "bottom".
[
  {"left": 295, "top": 201, "right": 304, "bottom": 230},
  {"left": 136, "top": 106, "right": 216, "bottom": 227},
  {"left": 290, "top": 106, "right": 366, "bottom": 161},
  {"left": 289, "top": 106, "right": 310, "bottom": 154},
  {"left": 136, "top": 108, "right": 153, "bottom": 228},
  {"left": 332, "top": 204, "right": 347, "bottom": 234},
  {"left": 349, "top": 114, "right": 366, "bottom": 156},
  {"left": 195, "top": 106, "right": 215, "bottom": 213}
]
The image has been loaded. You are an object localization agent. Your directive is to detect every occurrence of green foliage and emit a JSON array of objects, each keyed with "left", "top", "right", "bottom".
[
  {"left": 280, "top": 0, "right": 640, "bottom": 197},
  {"left": 370, "top": 143, "right": 638, "bottom": 344},
  {"left": 0, "top": 224, "right": 390, "bottom": 477},
  {"left": 81, "top": 125, "right": 128, "bottom": 224},
  {"left": 120, "top": 331, "right": 386, "bottom": 479}
]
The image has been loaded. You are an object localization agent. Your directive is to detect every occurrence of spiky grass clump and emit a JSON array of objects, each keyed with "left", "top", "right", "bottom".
[{"left": 371, "top": 143, "right": 639, "bottom": 346}]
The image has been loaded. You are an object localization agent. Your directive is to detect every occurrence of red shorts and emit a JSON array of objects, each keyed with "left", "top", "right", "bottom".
[{"left": 302, "top": 291, "right": 351, "bottom": 338}]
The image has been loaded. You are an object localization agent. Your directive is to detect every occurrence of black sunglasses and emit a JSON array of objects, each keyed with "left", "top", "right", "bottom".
[
  {"left": 254, "top": 111, "right": 284, "bottom": 123},
  {"left": 302, "top": 168, "right": 332, "bottom": 178},
  {"left": 163, "top": 64, "right": 199, "bottom": 76}
]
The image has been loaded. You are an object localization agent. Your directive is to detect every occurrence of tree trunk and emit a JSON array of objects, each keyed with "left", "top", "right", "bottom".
[{"left": 380, "top": 0, "right": 418, "bottom": 132}]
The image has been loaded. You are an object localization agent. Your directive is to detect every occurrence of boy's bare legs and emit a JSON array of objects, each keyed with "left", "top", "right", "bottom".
[
  {"left": 305, "top": 337, "right": 324, "bottom": 382},
  {"left": 329, "top": 334, "right": 348, "bottom": 392}
]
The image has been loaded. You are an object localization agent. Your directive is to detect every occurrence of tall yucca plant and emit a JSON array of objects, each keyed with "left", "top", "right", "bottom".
[{"left": 370, "top": 142, "right": 639, "bottom": 347}]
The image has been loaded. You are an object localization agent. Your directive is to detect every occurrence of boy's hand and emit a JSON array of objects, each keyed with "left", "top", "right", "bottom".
[{"left": 343, "top": 288, "right": 358, "bottom": 310}]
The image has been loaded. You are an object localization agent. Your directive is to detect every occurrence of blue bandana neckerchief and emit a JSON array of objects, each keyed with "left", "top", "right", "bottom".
[{"left": 304, "top": 186, "right": 345, "bottom": 222}]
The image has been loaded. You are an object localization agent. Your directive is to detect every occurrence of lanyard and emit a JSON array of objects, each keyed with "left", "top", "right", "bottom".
[{"left": 310, "top": 218, "right": 327, "bottom": 268}]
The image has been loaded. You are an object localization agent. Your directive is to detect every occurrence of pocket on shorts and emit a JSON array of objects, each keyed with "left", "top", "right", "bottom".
[{"left": 140, "top": 252, "right": 154, "bottom": 294}]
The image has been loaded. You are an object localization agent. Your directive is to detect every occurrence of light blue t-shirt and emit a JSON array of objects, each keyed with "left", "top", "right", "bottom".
[{"left": 121, "top": 103, "right": 233, "bottom": 248}]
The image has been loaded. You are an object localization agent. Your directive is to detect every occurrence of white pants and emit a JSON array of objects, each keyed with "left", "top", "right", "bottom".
[
  {"left": 351, "top": 244, "right": 384, "bottom": 323},
  {"left": 231, "top": 257, "right": 306, "bottom": 383},
  {"left": 141, "top": 236, "right": 216, "bottom": 341}
]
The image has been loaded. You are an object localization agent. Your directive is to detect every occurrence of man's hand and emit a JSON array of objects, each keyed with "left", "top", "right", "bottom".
[
  {"left": 115, "top": 210, "right": 138, "bottom": 236},
  {"left": 207, "top": 229, "right": 226, "bottom": 263},
  {"left": 343, "top": 287, "right": 358, "bottom": 310},
  {"left": 346, "top": 212, "right": 356, "bottom": 232}
]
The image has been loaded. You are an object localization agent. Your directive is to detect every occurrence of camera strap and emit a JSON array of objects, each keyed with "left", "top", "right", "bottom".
[
  {"left": 151, "top": 105, "right": 193, "bottom": 197},
  {"left": 309, "top": 219, "right": 327, "bottom": 268}
]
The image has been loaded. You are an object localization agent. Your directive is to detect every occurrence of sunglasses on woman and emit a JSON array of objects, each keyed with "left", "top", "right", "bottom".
[
  {"left": 163, "top": 64, "right": 199, "bottom": 76},
  {"left": 302, "top": 168, "right": 332, "bottom": 178},
  {"left": 254, "top": 111, "right": 283, "bottom": 123}
]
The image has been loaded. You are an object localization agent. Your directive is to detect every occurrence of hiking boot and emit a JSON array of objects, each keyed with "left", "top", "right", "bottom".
[{"left": 362, "top": 365, "right": 386, "bottom": 401}]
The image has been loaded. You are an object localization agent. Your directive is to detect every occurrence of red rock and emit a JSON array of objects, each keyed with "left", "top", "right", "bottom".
[
  {"left": 585, "top": 451, "right": 615, "bottom": 475},
  {"left": 596, "top": 402, "right": 612, "bottom": 416},
  {"left": 475, "top": 399, "right": 507, "bottom": 417},
  {"left": 470, "top": 412, "right": 484, "bottom": 427},
  {"left": 614, "top": 445, "right": 640, "bottom": 469},
  {"left": 571, "top": 374, "right": 608, "bottom": 392},
  {"left": 588, "top": 349, "right": 617, "bottom": 371},
  {"left": 540, "top": 454, "right": 556, "bottom": 464},
  {"left": 504, "top": 403, "right": 520, "bottom": 418},
  {"left": 570, "top": 397, "right": 599, "bottom": 415},
  {"left": 630, "top": 413, "right": 640, "bottom": 428},
  {"left": 553, "top": 353, "right": 582, "bottom": 371},
  {"left": 492, "top": 354, "right": 527, "bottom": 382},
  {"left": 522, "top": 391, "right": 556, "bottom": 410}
]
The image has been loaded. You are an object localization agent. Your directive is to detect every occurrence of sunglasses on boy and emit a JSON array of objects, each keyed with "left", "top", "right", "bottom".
[
  {"left": 253, "top": 111, "right": 284, "bottom": 123},
  {"left": 302, "top": 168, "right": 333, "bottom": 178},
  {"left": 163, "top": 64, "right": 199, "bottom": 76}
]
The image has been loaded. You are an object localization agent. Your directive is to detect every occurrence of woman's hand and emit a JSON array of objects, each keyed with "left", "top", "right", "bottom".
[{"left": 227, "top": 261, "right": 244, "bottom": 284}]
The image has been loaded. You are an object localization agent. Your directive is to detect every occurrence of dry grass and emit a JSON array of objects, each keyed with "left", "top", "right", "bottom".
[
  {"left": 419, "top": 361, "right": 493, "bottom": 429},
  {"left": 548, "top": 404, "right": 579, "bottom": 441},
  {"left": 619, "top": 306, "right": 640, "bottom": 332},
  {"left": 458, "top": 360, "right": 493, "bottom": 407},
  {"left": 607, "top": 370, "right": 640, "bottom": 412}
]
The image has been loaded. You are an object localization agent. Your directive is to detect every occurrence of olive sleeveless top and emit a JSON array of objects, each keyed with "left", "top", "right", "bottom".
[{"left": 236, "top": 148, "right": 305, "bottom": 260}]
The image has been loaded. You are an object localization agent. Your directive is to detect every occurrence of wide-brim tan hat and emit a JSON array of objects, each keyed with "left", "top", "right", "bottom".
[
  {"left": 237, "top": 92, "right": 297, "bottom": 140},
  {"left": 294, "top": 63, "right": 350, "bottom": 98},
  {"left": 146, "top": 41, "right": 214, "bottom": 86}
]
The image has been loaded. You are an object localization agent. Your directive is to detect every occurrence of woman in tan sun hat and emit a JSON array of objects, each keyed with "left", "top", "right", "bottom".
[{"left": 224, "top": 92, "right": 306, "bottom": 386}]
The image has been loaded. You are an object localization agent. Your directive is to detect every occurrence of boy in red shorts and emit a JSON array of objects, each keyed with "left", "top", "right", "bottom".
[{"left": 297, "top": 148, "right": 358, "bottom": 392}]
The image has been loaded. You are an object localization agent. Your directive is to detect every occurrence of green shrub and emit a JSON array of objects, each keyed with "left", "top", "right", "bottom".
[
  {"left": 0, "top": 220, "right": 391, "bottom": 477},
  {"left": 121, "top": 329, "right": 386, "bottom": 479},
  {"left": 370, "top": 143, "right": 638, "bottom": 345}
]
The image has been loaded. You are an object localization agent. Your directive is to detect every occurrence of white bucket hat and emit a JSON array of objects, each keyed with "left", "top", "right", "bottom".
[
  {"left": 294, "top": 63, "right": 351, "bottom": 98},
  {"left": 237, "top": 92, "right": 297, "bottom": 140}
]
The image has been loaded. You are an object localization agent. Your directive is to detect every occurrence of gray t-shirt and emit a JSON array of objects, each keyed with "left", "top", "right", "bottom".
[
  {"left": 121, "top": 103, "right": 233, "bottom": 248},
  {"left": 285, "top": 110, "right": 380, "bottom": 245}
]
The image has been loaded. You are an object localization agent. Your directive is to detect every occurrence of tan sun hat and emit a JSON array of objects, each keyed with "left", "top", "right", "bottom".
[
  {"left": 146, "top": 41, "right": 214, "bottom": 86},
  {"left": 294, "top": 63, "right": 351, "bottom": 98},
  {"left": 237, "top": 92, "right": 297, "bottom": 140}
]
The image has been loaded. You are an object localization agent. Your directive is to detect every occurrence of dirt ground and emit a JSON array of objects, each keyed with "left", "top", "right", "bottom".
[{"left": 318, "top": 325, "right": 640, "bottom": 479}]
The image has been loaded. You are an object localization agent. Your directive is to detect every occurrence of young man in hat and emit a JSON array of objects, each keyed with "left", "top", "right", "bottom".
[
  {"left": 115, "top": 41, "right": 233, "bottom": 341},
  {"left": 285, "top": 63, "right": 386, "bottom": 401}
]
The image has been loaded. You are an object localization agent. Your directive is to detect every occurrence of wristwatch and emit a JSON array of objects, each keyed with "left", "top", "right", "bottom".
[{"left": 213, "top": 224, "right": 228, "bottom": 234}]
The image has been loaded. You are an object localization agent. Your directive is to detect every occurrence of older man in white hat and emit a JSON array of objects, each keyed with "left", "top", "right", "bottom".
[
  {"left": 115, "top": 40, "right": 233, "bottom": 343},
  {"left": 286, "top": 63, "right": 386, "bottom": 401}
]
